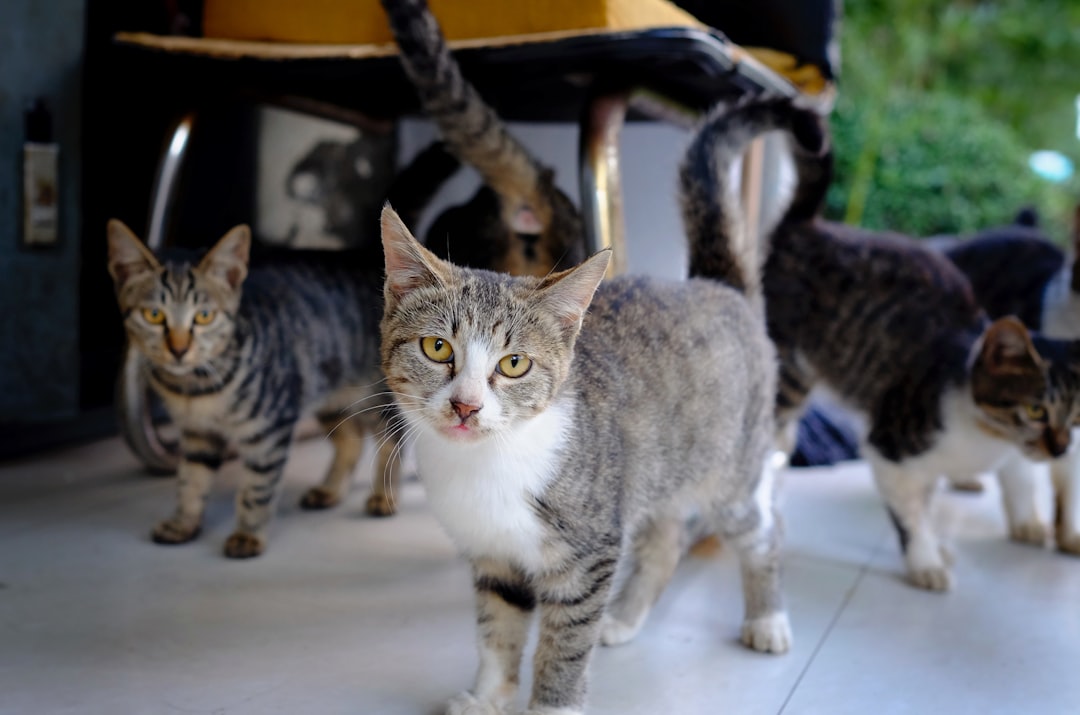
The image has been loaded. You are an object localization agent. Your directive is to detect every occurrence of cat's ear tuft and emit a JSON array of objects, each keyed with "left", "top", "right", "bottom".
[
  {"left": 979, "top": 317, "right": 1042, "bottom": 375},
  {"left": 538, "top": 249, "right": 611, "bottom": 330},
  {"left": 198, "top": 225, "right": 251, "bottom": 290},
  {"left": 107, "top": 219, "right": 160, "bottom": 286},
  {"left": 381, "top": 203, "right": 448, "bottom": 302}
]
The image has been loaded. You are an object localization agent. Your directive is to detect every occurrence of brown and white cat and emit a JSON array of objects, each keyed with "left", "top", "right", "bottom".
[
  {"left": 694, "top": 96, "right": 1080, "bottom": 592},
  {"left": 380, "top": 0, "right": 584, "bottom": 276},
  {"left": 376, "top": 104, "right": 792, "bottom": 713},
  {"left": 108, "top": 221, "right": 401, "bottom": 558},
  {"left": 941, "top": 206, "right": 1080, "bottom": 553}
]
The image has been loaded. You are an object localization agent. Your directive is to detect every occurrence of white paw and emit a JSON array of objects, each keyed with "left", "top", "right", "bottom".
[
  {"left": 599, "top": 612, "right": 644, "bottom": 647},
  {"left": 446, "top": 692, "right": 502, "bottom": 715},
  {"left": 522, "top": 708, "right": 584, "bottom": 715},
  {"left": 947, "top": 477, "right": 984, "bottom": 493},
  {"left": 1056, "top": 530, "right": 1080, "bottom": 556},
  {"left": 906, "top": 565, "right": 953, "bottom": 592},
  {"left": 740, "top": 612, "right": 792, "bottom": 654},
  {"left": 1009, "top": 520, "right": 1049, "bottom": 546}
]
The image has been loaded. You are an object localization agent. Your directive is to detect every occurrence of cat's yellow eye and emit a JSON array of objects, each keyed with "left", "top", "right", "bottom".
[
  {"left": 141, "top": 307, "right": 166, "bottom": 325},
  {"left": 193, "top": 309, "right": 217, "bottom": 326},
  {"left": 497, "top": 354, "right": 532, "bottom": 378},
  {"left": 421, "top": 336, "right": 454, "bottom": 363},
  {"left": 1025, "top": 404, "right": 1047, "bottom": 421}
]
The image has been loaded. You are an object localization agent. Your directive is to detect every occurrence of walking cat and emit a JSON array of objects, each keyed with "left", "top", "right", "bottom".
[
  {"left": 380, "top": 0, "right": 585, "bottom": 276},
  {"left": 107, "top": 221, "right": 401, "bottom": 558},
  {"left": 939, "top": 206, "right": 1080, "bottom": 553},
  {"left": 375, "top": 98, "right": 797, "bottom": 713},
  {"left": 717, "top": 97, "right": 1080, "bottom": 591}
]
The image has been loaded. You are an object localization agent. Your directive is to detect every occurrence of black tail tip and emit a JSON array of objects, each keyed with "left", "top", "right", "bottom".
[
  {"left": 1013, "top": 206, "right": 1040, "bottom": 228},
  {"left": 789, "top": 107, "right": 828, "bottom": 157}
]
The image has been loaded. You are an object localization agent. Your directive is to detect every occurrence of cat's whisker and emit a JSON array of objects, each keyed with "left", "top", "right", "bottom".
[
  {"left": 336, "top": 387, "right": 404, "bottom": 413},
  {"left": 378, "top": 420, "right": 422, "bottom": 514}
]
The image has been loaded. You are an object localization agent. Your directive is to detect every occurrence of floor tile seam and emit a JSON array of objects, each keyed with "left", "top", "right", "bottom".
[{"left": 775, "top": 525, "right": 890, "bottom": 714}]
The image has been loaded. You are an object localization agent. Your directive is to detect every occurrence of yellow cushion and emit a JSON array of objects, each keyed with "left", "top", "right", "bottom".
[{"left": 203, "top": 0, "right": 703, "bottom": 45}]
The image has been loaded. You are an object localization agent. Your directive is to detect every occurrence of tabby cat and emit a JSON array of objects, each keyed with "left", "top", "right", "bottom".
[
  {"left": 712, "top": 97, "right": 1080, "bottom": 591},
  {"left": 380, "top": 0, "right": 584, "bottom": 276},
  {"left": 376, "top": 101, "right": 793, "bottom": 712},
  {"left": 107, "top": 221, "right": 400, "bottom": 558}
]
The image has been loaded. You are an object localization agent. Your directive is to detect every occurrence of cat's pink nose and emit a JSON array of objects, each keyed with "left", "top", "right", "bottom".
[{"left": 451, "top": 400, "right": 481, "bottom": 420}]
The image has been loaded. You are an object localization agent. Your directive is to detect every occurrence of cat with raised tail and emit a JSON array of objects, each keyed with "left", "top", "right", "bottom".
[
  {"left": 107, "top": 223, "right": 401, "bottom": 558},
  {"left": 380, "top": 0, "right": 584, "bottom": 276},
  {"left": 376, "top": 100, "right": 796, "bottom": 712},
  {"left": 691, "top": 96, "right": 1080, "bottom": 592}
]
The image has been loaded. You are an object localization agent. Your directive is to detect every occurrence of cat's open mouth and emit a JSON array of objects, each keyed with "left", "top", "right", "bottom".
[{"left": 440, "top": 422, "right": 485, "bottom": 442}]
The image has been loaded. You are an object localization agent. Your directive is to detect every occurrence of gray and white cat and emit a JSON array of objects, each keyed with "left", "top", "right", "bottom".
[
  {"left": 107, "top": 221, "right": 401, "bottom": 558},
  {"left": 376, "top": 99, "right": 793, "bottom": 711},
  {"left": 712, "top": 97, "right": 1080, "bottom": 592}
]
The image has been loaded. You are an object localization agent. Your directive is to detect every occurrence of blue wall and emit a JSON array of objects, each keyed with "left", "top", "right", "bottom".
[{"left": 0, "top": 0, "right": 84, "bottom": 421}]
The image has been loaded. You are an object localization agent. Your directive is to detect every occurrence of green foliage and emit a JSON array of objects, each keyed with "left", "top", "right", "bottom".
[
  {"left": 831, "top": 0, "right": 1080, "bottom": 239},
  {"left": 826, "top": 91, "right": 1072, "bottom": 238}
]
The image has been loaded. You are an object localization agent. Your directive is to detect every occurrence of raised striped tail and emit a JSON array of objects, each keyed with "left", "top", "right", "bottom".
[
  {"left": 380, "top": 0, "right": 551, "bottom": 231},
  {"left": 679, "top": 96, "right": 827, "bottom": 304}
]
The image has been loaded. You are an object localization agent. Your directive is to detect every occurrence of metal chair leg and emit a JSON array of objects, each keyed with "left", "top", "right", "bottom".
[
  {"left": 117, "top": 112, "right": 196, "bottom": 473},
  {"left": 147, "top": 111, "right": 196, "bottom": 250},
  {"left": 579, "top": 92, "right": 629, "bottom": 276}
]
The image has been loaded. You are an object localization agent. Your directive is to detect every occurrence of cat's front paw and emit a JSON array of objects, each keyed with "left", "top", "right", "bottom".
[
  {"left": 907, "top": 566, "right": 953, "bottom": 592},
  {"left": 599, "top": 612, "right": 644, "bottom": 647},
  {"left": 522, "top": 707, "right": 584, "bottom": 715},
  {"left": 151, "top": 518, "right": 201, "bottom": 545},
  {"left": 224, "top": 532, "right": 265, "bottom": 559},
  {"left": 740, "top": 612, "right": 792, "bottom": 654},
  {"left": 299, "top": 486, "right": 341, "bottom": 510},
  {"left": 445, "top": 691, "right": 502, "bottom": 715},
  {"left": 948, "top": 477, "right": 985, "bottom": 494},
  {"left": 1055, "top": 530, "right": 1080, "bottom": 556},
  {"left": 365, "top": 492, "right": 397, "bottom": 517},
  {"left": 1009, "top": 520, "right": 1049, "bottom": 546}
]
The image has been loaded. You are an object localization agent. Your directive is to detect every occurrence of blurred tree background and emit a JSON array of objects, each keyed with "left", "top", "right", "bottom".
[{"left": 828, "top": 0, "right": 1080, "bottom": 241}]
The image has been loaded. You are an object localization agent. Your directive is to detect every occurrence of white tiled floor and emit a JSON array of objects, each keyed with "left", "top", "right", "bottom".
[{"left": 2, "top": 436, "right": 1079, "bottom": 715}]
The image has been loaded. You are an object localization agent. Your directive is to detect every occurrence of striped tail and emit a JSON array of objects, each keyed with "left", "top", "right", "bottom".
[
  {"left": 679, "top": 96, "right": 827, "bottom": 305},
  {"left": 380, "top": 0, "right": 552, "bottom": 233}
]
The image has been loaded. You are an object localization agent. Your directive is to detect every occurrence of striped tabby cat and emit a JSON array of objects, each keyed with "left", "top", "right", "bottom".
[
  {"left": 380, "top": 0, "right": 584, "bottom": 276},
  {"left": 107, "top": 221, "right": 400, "bottom": 558},
  {"left": 377, "top": 103, "right": 791, "bottom": 714},
  {"left": 714, "top": 97, "right": 1080, "bottom": 591}
]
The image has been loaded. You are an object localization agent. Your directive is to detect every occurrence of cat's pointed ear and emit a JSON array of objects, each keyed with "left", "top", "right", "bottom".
[
  {"left": 381, "top": 203, "right": 450, "bottom": 303},
  {"left": 538, "top": 249, "right": 612, "bottom": 330},
  {"left": 107, "top": 219, "right": 160, "bottom": 287},
  {"left": 979, "top": 317, "right": 1042, "bottom": 375},
  {"left": 198, "top": 225, "right": 251, "bottom": 290}
]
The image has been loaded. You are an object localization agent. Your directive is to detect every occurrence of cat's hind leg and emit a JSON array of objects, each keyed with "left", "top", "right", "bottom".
[
  {"left": 300, "top": 413, "right": 365, "bottom": 510},
  {"left": 869, "top": 456, "right": 951, "bottom": 591},
  {"left": 152, "top": 430, "right": 226, "bottom": 545},
  {"left": 365, "top": 415, "right": 404, "bottom": 517},
  {"left": 1052, "top": 443, "right": 1080, "bottom": 554},
  {"left": 775, "top": 352, "right": 817, "bottom": 456},
  {"left": 599, "top": 514, "right": 681, "bottom": 646},
  {"left": 996, "top": 451, "right": 1049, "bottom": 546},
  {"left": 718, "top": 465, "right": 791, "bottom": 654}
]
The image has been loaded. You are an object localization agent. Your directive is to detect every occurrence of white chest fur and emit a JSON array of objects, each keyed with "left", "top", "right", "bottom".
[
  {"left": 412, "top": 400, "right": 572, "bottom": 573},
  {"left": 900, "top": 388, "right": 1018, "bottom": 479}
]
